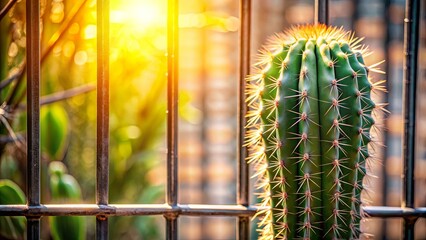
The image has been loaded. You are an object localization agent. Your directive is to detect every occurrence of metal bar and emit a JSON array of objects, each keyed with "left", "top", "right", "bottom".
[
  {"left": 350, "top": 0, "right": 358, "bottom": 33},
  {"left": 166, "top": 218, "right": 178, "bottom": 240},
  {"left": 167, "top": 0, "right": 179, "bottom": 239},
  {"left": 180, "top": 204, "right": 257, "bottom": 216},
  {"left": 0, "top": 204, "right": 257, "bottom": 216},
  {"left": 26, "top": 0, "right": 41, "bottom": 238},
  {"left": 199, "top": 10, "right": 208, "bottom": 235},
  {"left": 96, "top": 216, "right": 108, "bottom": 240},
  {"left": 26, "top": 0, "right": 41, "bottom": 209},
  {"left": 167, "top": 0, "right": 179, "bottom": 208},
  {"left": 238, "top": 0, "right": 251, "bottom": 239},
  {"left": 364, "top": 206, "right": 426, "bottom": 219},
  {"left": 1, "top": 204, "right": 425, "bottom": 218},
  {"left": 382, "top": 0, "right": 392, "bottom": 237},
  {"left": 96, "top": 0, "right": 110, "bottom": 239},
  {"left": 27, "top": 218, "right": 40, "bottom": 240},
  {"left": 402, "top": 0, "right": 420, "bottom": 238},
  {"left": 314, "top": 0, "right": 328, "bottom": 25}
]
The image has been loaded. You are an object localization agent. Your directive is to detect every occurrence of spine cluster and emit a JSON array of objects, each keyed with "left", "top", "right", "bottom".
[{"left": 246, "top": 25, "right": 385, "bottom": 240}]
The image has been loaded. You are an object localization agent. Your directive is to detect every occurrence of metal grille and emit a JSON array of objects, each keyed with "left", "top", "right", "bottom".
[{"left": 0, "top": 0, "right": 425, "bottom": 239}]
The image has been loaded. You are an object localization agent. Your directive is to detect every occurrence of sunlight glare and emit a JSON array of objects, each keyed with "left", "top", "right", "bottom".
[{"left": 111, "top": 0, "right": 165, "bottom": 27}]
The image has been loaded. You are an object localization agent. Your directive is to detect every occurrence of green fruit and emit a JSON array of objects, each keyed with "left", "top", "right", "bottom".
[
  {"left": 0, "top": 179, "right": 26, "bottom": 240},
  {"left": 246, "top": 25, "right": 384, "bottom": 240}
]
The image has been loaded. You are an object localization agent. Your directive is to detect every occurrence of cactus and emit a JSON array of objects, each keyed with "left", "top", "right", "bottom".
[{"left": 246, "top": 25, "right": 385, "bottom": 240}]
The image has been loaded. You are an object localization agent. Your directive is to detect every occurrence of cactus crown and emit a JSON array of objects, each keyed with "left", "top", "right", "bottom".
[{"left": 246, "top": 24, "right": 385, "bottom": 240}]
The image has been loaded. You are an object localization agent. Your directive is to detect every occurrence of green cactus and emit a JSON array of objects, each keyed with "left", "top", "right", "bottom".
[{"left": 246, "top": 25, "right": 385, "bottom": 240}]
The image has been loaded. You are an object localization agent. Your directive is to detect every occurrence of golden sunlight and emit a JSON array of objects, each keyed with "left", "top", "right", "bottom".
[{"left": 111, "top": 0, "right": 166, "bottom": 27}]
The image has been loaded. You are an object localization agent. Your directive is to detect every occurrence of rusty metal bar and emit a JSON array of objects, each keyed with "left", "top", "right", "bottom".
[
  {"left": 26, "top": 0, "right": 41, "bottom": 238},
  {"left": 96, "top": 0, "right": 110, "bottom": 239},
  {"left": 314, "top": 0, "right": 328, "bottom": 25},
  {"left": 167, "top": 0, "right": 179, "bottom": 239},
  {"left": 0, "top": 204, "right": 258, "bottom": 217},
  {"left": 1, "top": 204, "right": 425, "bottom": 218},
  {"left": 238, "top": 0, "right": 251, "bottom": 239},
  {"left": 402, "top": 0, "right": 420, "bottom": 239}
]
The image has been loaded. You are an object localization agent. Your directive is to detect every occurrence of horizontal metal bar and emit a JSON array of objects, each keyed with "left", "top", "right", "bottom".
[
  {"left": 1, "top": 204, "right": 425, "bottom": 218},
  {"left": 363, "top": 206, "right": 426, "bottom": 219},
  {"left": 0, "top": 204, "right": 171, "bottom": 216},
  {"left": 0, "top": 204, "right": 254, "bottom": 217},
  {"left": 180, "top": 204, "right": 257, "bottom": 216}
]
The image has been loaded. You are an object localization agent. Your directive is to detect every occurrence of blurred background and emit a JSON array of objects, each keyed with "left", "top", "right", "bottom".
[{"left": 0, "top": 0, "right": 425, "bottom": 239}]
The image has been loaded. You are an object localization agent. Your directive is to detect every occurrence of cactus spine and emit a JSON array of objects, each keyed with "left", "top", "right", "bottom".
[{"left": 246, "top": 25, "right": 385, "bottom": 239}]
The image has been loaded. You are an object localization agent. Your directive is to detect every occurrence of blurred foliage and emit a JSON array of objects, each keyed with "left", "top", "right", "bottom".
[
  {"left": 41, "top": 105, "right": 70, "bottom": 161},
  {"left": 0, "top": 179, "right": 26, "bottom": 240},
  {"left": 49, "top": 161, "right": 86, "bottom": 240},
  {"left": 0, "top": 0, "right": 169, "bottom": 239}
]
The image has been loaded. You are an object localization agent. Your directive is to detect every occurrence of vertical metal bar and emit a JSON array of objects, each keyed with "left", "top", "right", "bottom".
[
  {"left": 350, "top": 0, "right": 359, "bottom": 31},
  {"left": 382, "top": 0, "right": 391, "bottom": 237},
  {"left": 96, "top": 216, "right": 108, "bottom": 239},
  {"left": 200, "top": 11, "right": 208, "bottom": 236},
  {"left": 166, "top": 218, "right": 178, "bottom": 240},
  {"left": 402, "top": 0, "right": 420, "bottom": 239},
  {"left": 238, "top": 0, "right": 251, "bottom": 239},
  {"left": 167, "top": 0, "right": 179, "bottom": 239},
  {"left": 96, "top": 0, "right": 110, "bottom": 239},
  {"left": 314, "top": 0, "right": 328, "bottom": 25},
  {"left": 26, "top": 0, "right": 41, "bottom": 238},
  {"left": 27, "top": 218, "right": 40, "bottom": 240}
]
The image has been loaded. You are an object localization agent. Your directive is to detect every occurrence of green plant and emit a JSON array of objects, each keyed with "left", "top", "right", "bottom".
[
  {"left": 1, "top": 0, "right": 167, "bottom": 238},
  {"left": 41, "top": 104, "right": 70, "bottom": 161},
  {"left": 48, "top": 161, "right": 86, "bottom": 240},
  {"left": 0, "top": 179, "right": 25, "bottom": 240},
  {"left": 246, "top": 25, "right": 385, "bottom": 239}
]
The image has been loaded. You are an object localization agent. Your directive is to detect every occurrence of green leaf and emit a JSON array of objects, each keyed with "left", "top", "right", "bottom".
[
  {"left": 50, "top": 216, "right": 86, "bottom": 240},
  {"left": 41, "top": 105, "right": 70, "bottom": 161},
  {"left": 48, "top": 162, "right": 86, "bottom": 240},
  {"left": 48, "top": 162, "right": 82, "bottom": 202},
  {"left": 0, "top": 179, "right": 26, "bottom": 240}
]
